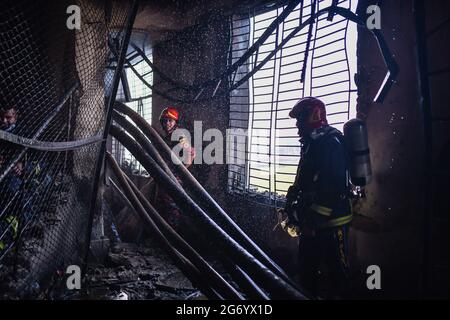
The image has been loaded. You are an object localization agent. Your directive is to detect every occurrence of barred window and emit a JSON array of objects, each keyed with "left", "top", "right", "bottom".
[
  {"left": 113, "top": 33, "right": 153, "bottom": 174},
  {"left": 228, "top": 0, "right": 358, "bottom": 206}
]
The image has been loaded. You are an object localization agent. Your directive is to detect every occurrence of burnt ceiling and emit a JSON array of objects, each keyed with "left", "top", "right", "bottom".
[{"left": 134, "top": 0, "right": 287, "bottom": 43}]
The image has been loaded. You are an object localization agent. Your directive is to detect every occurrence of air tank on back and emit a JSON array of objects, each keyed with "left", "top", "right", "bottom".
[{"left": 344, "top": 118, "right": 372, "bottom": 186}]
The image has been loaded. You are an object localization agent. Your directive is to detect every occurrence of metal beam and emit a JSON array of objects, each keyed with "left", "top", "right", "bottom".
[
  {"left": 413, "top": 0, "right": 432, "bottom": 297},
  {"left": 120, "top": 5, "right": 398, "bottom": 104},
  {"left": 83, "top": 0, "right": 140, "bottom": 272}
]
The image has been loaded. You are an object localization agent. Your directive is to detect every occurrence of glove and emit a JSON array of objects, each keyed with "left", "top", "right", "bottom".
[
  {"left": 281, "top": 217, "right": 300, "bottom": 238},
  {"left": 277, "top": 208, "right": 300, "bottom": 238}
]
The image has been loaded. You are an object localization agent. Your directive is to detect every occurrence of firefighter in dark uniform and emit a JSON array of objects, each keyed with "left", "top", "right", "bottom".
[
  {"left": 155, "top": 107, "right": 195, "bottom": 229},
  {"left": 281, "top": 97, "right": 353, "bottom": 299}
]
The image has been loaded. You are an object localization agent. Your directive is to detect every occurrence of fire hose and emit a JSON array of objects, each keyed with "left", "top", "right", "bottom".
[
  {"left": 112, "top": 115, "right": 270, "bottom": 300},
  {"left": 109, "top": 124, "right": 307, "bottom": 299},
  {"left": 106, "top": 152, "right": 238, "bottom": 299},
  {"left": 113, "top": 101, "right": 301, "bottom": 292}
]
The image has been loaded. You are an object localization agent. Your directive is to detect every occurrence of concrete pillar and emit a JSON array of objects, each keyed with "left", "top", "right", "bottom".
[{"left": 73, "top": 0, "right": 107, "bottom": 178}]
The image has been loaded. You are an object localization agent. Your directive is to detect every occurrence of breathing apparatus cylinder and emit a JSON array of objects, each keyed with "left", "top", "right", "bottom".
[{"left": 344, "top": 118, "right": 372, "bottom": 186}]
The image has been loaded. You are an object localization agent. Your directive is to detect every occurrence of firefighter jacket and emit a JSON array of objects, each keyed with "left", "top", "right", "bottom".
[{"left": 290, "top": 125, "right": 353, "bottom": 230}]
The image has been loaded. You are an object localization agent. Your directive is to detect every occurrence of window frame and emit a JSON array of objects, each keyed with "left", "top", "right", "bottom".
[{"left": 227, "top": 0, "right": 359, "bottom": 207}]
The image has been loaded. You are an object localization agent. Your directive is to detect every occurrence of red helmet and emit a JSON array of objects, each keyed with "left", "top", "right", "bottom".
[
  {"left": 289, "top": 97, "right": 328, "bottom": 131},
  {"left": 159, "top": 107, "right": 180, "bottom": 123}
]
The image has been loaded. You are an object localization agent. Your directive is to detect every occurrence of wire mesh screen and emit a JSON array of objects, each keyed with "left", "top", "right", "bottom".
[
  {"left": 0, "top": 0, "right": 133, "bottom": 298},
  {"left": 228, "top": 0, "right": 358, "bottom": 206}
]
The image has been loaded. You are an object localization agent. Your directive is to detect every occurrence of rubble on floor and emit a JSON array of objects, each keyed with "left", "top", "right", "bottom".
[{"left": 76, "top": 242, "right": 206, "bottom": 300}]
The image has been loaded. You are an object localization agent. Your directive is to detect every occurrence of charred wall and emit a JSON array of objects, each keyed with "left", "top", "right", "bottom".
[
  {"left": 352, "top": 0, "right": 450, "bottom": 299},
  {"left": 152, "top": 13, "right": 230, "bottom": 204},
  {"left": 422, "top": 0, "right": 450, "bottom": 297},
  {"left": 351, "top": 0, "right": 424, "bottom": 298}
]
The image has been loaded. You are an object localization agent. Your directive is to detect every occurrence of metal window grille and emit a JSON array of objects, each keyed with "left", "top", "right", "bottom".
[
  {"left": 228, "top": 0, "right": 358, "bottom": 207},
  {"left": 112, "top": 33, "right": 153, "bottom": 175}
]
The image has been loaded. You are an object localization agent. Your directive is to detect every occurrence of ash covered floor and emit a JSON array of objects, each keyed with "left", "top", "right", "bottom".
[{"left": 76, "top": 242, "right": 206, "bottom": 300}]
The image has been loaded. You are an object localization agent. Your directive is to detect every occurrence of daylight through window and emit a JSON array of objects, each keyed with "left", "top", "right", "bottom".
[{"left": 228, "top": 0, "right": 358, "bottom": 205}]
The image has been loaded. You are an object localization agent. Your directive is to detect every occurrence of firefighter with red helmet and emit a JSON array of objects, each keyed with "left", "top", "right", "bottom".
[
  {"left": 159, "top": 107, "right": 179, "bottom": 134},
  {"left": 156, "top": 106, "right": 195, "bottom": 229},
  {"left": 159, "top": 106, "right": 195, "bottom": 167},
  {"left": 281, "top": 97, "right": 353, "bottom": 298}
]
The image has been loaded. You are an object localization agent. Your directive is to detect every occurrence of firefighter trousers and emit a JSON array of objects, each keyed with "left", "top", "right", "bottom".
[{"left": 298, "top": 225, "right": 350, "bottom": 298}]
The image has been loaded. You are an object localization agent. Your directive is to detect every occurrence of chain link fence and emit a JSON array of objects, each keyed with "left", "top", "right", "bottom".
[{"left": 0, "top": 0, "right": 134, "bottom": 298}]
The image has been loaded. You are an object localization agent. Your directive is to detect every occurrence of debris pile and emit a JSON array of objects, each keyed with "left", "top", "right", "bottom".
[{"left": 78, "top": 242, "right": 205, "bottom": 300}]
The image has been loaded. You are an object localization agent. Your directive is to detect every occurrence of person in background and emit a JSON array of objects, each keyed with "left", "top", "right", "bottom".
[
  {"left": 0, "top": 106, "right": 52, "bottom": 254},
  {"left": 0, "top": 142, "right": 22, "bottom": 254},
  {"left": 0, "top": 106, "right": 18, "bottom": 132},
  {"left": 154, "top": 106, "right": 195, "bottom": 229},
  {"left": 159, "top": 106, "right": 195, "bottom": 168}
]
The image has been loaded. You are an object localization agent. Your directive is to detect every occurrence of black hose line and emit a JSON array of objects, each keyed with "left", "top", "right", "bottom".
[
  {"left": 222, "top": 258, "right": 271, "bottom": 300},
  {"left": 114, "top": 101, "right": 303, "bottom": 292},
  {"left": 114, "top": 123, "right": 268, "bottom": 300},
  {"left": 109, "top": 125, "right": 307, "bottom": 299},
  {"left": 120, "top": 169, "right": 245, "bottom": 300},
  {"left": 106, "top": 153, "right": 223, "bottom": 300},
  {"left": 112, "top": 110, "right": 178, "bottom": 183}
]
